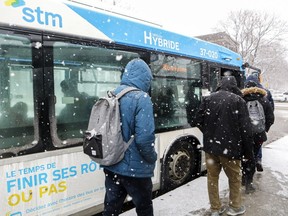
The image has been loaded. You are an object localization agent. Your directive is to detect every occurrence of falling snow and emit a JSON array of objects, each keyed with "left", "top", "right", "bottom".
[{"left": 121, "top": 135, "right": 288, "bottom": 216}]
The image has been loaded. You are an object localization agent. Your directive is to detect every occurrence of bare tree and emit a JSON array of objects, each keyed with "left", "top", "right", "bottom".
[
  {"left": 256, "top": 41, "right": 287, "bottom": 89},
  {"left": 218, "top": 10, "right": 288, "bottom": 64},
  {"left": 217, "top": 10, "right": 288, "bottom": 90}
]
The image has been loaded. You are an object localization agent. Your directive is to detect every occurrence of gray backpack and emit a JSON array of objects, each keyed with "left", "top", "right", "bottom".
[
  {"left": 83, "top": 87, "right": 139, "bottom": 166},
  {"left": 247, "top": 100, "right": 266, "bottom": 133}
]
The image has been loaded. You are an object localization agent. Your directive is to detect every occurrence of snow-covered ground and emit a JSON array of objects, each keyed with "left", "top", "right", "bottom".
[
  {"left": 263, "top": 135, "right": 288, "bottom": 177},
  {"left": 121, "top": 135, "right": 288, "bottom": 216}
]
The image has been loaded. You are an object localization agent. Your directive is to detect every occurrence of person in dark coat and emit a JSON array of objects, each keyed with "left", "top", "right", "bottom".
[
  {"left": 102, "top": 58, "right": 157, "bottom": 216},
  {"left": 241, "top": 80, "right": 275, "bottom": 193},
  {"left": 245, "top": 72, "right": 275, "bottom": 171},
  {"left": 193, "top": 76, "right": 254, "bottom": 216},
  {"left": 245, "top": 72, "right": 274, "bottom": 110}
]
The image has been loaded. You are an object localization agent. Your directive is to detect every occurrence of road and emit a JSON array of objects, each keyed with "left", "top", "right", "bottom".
[{"left": 265, "top": 102, "right": 288, "bottom": 145}]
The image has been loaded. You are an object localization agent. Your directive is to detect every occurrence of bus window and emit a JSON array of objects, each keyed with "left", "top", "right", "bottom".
[
  {"left": 150, "top": 54, "right": 201, "bottom": 130},
  {"left": 209, "top": 67, "right": 221, "bottom": 92},
  {"left": 50, "top": 40, "right": 140, "bottom": 145},
  {"left": 0, "top": 33, "right": 35, "bottom": 150},
  {"left": 183, "top": 83, "right": 201, "bottom": 126}
]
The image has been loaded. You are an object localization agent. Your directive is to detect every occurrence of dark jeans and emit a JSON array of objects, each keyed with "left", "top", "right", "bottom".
[
  {"left": 257, "top": 147, "right": 262, "bottom": 162},
  {"left": 103, "top": 169, "right": 154, "bottom": 216},
  {"left": 242, "top": 143, "right": 262, "bottom": 184}
]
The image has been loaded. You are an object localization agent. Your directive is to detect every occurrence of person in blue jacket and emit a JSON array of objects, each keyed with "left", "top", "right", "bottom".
[
  {"left": 245, "top": 72, "right": 275, "bottom": 172},
  {"left": 102, "top": 58, "right": 157, "bottom": 216}
]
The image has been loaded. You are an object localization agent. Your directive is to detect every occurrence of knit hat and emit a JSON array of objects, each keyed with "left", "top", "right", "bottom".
[{"left": 245, "top": 80, "right": 257, "bottom": 88}]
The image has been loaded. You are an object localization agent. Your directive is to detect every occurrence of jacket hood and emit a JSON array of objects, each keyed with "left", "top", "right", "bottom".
[
  {"left": 245, "top": 74, "right": 264, "bottom": 88},
  {"left": 120, "top": 59, "right": 153, "bottom": 93},
  {"left": 216, "top": 76, "right": 242, "bottom": 96},
  {"left": 241, "top": 86, "right": 267, "bottom": 98}
]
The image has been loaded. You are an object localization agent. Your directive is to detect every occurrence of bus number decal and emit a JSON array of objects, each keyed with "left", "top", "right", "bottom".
[{"left": 200, "top": 48, "right": 218, "bottom": 59}]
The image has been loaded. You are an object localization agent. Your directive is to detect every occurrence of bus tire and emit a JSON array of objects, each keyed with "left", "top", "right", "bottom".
[{"left": 161, "top": 140, "right": 198, "bottom": 192}]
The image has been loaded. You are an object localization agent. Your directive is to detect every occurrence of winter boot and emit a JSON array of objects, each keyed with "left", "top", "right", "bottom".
[
  {"left": 245, "top": 182, "right": 256, "bottom": 194},
  {"left": 211, "top": 206, "right": 226, "bottom": 216},
  {"left": 241, "top": 175, "right": 246, "bottom": 186},
  {"left": 226, "top": 205, "right": 246, "bottom": 216},
  {"left": 256, "top": 162, "right": 263, "bottom": 172}
]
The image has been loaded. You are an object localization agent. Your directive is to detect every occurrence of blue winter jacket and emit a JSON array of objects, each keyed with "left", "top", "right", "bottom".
[{"left": 103, "top": 59, "right": 157, "bottom": 178}]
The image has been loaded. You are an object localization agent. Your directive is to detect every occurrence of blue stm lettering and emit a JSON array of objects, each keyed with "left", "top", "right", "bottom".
[
  {"left": 144, "top": 31, "right": 180, "bottom": 51},
  {"left": 22, "top": 6, "right": 63, "bottom": 28}
]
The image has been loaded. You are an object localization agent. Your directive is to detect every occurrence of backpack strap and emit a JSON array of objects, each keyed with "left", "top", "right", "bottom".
[
  {"left": 117, "top": 87, "right": 140, "bottom": 149},
  {"left": 125, "top": 135, "right": 135, "bottom": 148},
  {"left": 116, "top": 86, "right": 140, "bottom": 99}
]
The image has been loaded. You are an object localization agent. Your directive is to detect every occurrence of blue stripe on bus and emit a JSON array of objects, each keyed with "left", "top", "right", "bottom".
[{"left": 66, "top": 3, "right": 242, "bottom": 67}]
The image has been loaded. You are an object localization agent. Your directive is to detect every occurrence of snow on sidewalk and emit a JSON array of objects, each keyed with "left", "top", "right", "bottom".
[
  {"left": 262, "top": 135, "right": 288, "bottom": 176},
  {"left": 120, "top": 166, "right": 229, "bottom": 216},
  {"left": 120, "top": 135, "right": 288, "bottom": 216}
]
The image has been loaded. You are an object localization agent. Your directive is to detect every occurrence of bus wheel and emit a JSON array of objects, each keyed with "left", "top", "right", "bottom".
[{"left": 162, "top": 141, "right": 197, "bottom": 192}]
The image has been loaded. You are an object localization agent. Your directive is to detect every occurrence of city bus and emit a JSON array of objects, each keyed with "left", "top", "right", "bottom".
[{"left": 0, "top": 0, "right": 245, "bottom": 215}]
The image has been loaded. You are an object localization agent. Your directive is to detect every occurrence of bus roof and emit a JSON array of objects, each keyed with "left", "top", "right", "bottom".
[{"left": 0, "top": 0, "right": 242, "bottom": 67}]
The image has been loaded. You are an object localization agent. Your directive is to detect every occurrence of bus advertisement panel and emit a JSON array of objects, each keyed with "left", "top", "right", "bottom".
[{"left": 1, "top": 150, "right": 105, "bottom": 215}]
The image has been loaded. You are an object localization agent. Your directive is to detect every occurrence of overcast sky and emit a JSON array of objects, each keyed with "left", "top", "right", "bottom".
[{"left": 106, "top": 0, "right": 288, "bottom": 37}]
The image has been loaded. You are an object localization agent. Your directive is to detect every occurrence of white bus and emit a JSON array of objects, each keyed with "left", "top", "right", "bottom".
[{"left": 0, "top": 0, "right": 246, "bottom": 215}]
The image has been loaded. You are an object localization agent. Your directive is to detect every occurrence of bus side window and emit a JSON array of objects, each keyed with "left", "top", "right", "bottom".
[
  {"left": 0, "top": 32, "right": 35, "bottom": 150},
  {"left": 209, "top": 67, "right": 221, "bottom": 92},
  {"left": 183, "top": 84, "right": 200, "bottom": 126},
  {"left": 57, "top": 78, "right": 91, "bottom": 123},
  {"left": 54, "top": 71, "right": 98, "bottom": 141},
  {"left": 159, "top": 87, "right": 177, "bottom": 117},
  {"left": 0, "top": 102, "right": 29, "bottom": 127},
  {"left": 51, "top": 40, "right": 140, "bottom": 144}
]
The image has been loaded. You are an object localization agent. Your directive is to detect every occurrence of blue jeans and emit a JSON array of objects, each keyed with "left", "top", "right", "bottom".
[
  {"left": 257, "top": 147, "right": 262, "bottom": 162},
  {"left": 103, "top": 169, "right": 154, "bottom": 216}
]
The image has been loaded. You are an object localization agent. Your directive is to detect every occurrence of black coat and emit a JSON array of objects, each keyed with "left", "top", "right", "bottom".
[
  {"left": 194, "top": 76, "right": 254, "bottom": 160},
  {"left": 241, "top": 86, "right": 275, "bottom": 143}
]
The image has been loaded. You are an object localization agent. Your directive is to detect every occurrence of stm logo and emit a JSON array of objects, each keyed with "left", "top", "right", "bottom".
[
  {"left": 5, "top": 0, "right": 25, "bottom": 8},
  {"left": 4, "top": 0, "right": 63, "bottom": 28}
]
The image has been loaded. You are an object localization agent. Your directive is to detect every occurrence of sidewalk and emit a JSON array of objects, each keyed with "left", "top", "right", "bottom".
[{"left": 120, "top": 136, "right": 288, "bottom": 216}]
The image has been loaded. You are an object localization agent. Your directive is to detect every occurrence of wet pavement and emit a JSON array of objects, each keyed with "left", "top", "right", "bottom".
[{"left": 120, "top": 136, "right": 288, "bottom": 216}]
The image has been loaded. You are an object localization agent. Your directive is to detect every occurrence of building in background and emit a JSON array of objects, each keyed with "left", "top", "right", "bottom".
[{"left": 196, "top": 32, "right": 238, "bottom": 52}]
